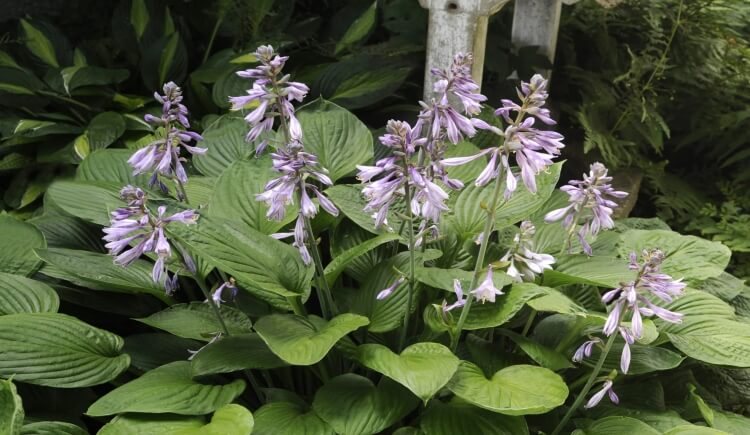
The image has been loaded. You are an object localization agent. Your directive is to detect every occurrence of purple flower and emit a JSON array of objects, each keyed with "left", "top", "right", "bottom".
[
  {"left": 440, "top": 74, "right": 564, "bottom": 200},
  {"left": 471, "top": 266, "right": 504, "bottom": 303},
  {"left": 230, "top": 45, "right": 309, "bottom": 152},
  {"left": 103, "top": 186, "right": 199, "bottom": 293},
  {"left": 212, "top": 278, "right": 238, "bottom": 306},
  {"left": 376, "top": 276, "right": 406, "bottom": 300},
  {"left": 584, "top": 380, "right": 619, "bottom": 409},
  {"left": 544, "top": 162, "right": 628, "bottom": 255},
  {"left": 129, "top": 82, "right": 205, "bottom": 197},
  {"left": 501, "top": 221, "right": 555, "bottom": 282},
  {"left": 443, "top": 279, "right": 467, "bottom": 312},
  {"left": 572, "top": 338, "right": 601, "bottom": 363}
]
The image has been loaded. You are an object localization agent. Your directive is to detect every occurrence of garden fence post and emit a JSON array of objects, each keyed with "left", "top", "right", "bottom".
[
  {"left": 419, "top": 0, "right": 510, "bottom": 100},
  {"left": 510, "top": 0, "right": 564, "bottom": 77}
]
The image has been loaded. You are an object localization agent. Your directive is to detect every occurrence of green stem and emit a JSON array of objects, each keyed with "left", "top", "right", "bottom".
[
  {"left": 201, "top": 15, "right": 224, "bottom": 64},
  {"left": 398, "top": 180, "right": 418, "bottom": 352},
  {"left": 37, "top": 90, "right": 94, "bottom": 112},
  {"left": 173, "top": 176, "right": 190, "bottom": 204},
  {"left": 550, "top": 333, "right": 617, "bottom": 435},
  {"left": 450, "top": 173, "right": 505, "bottom": 351},
  {"left": 521, "top": 309, "right": 537, "bottom": 337},
  {"left": 303, "top": 216, "right": 337, "bottom": 318}
]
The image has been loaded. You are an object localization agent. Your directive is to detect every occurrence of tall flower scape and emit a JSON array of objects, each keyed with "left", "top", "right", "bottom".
[{"left": 84, "top": 45, "right": 717, "bottom": 435}]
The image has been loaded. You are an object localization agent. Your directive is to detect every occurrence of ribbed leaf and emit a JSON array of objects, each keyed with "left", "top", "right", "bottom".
[
  {"left": 447, "top": 361, "right": 568, "bottom": 415},
  {"left": 297, "top": 99, "right": 373, "bottom": 182},
  {"left": 0, "top": 215, "right": 45, "bottom": 276},
  {"left": 312, "top": 374, "right": 419, "bottom": 435},
  {"left": 137, "top": 303, "right": 253, "bottom": 341},
  {"left": 253, "top": 401, "right": 334, "bottom": 435},
  {"left": 20, "top": 19, "right": 59, "bottom": 67},
  {"left": 334, "top": 2, "right": 377, "bottom": 55},
  {"left": 0, "top": 272, "right": 59, "bottom": 315},
  {"left": 419, "top": 400, "right": 529, "bottom": 435},
  {"left": 45, "top": 180, "right": 122, "bottom": 226},
  {"left": 99, "top": 414, "right": 203, "bottom": 435},
  {"left": 193, "top": 115, "right": 249, "bottom": 177},
  {"left": 0, "top": 378, "right": 23, "bottom": 435},
  {"left": 326, "top": 184, "right": 403, "bottom": 235},
  {"left": 87, "top": 361, "right": 245, "bottom": 416},
  {"left": 574, "top": 416, "right": 661, "bottom": 435},
  {"left": 496, "top": 330, "right": 573, "bottom": 371},
  {"left": 19, "top": 421, "right": 88, "bottom": 435},
  {"left": 0, "top": 313, "right": 129, "bottom": 388},
  {"left": 190, "top": 334, "right": 286, "bottom": 376},
  {"left": 123, "top": 333, "right": 200, "bottom": 372},
  {"left": 255, "top": 314, "right": 369, "bottom": 365},
  {"left": 29, "top": 215, "right": 104, "bottom": 252},
  {"left": 176, "top": 404, "right": 253, "bottom": 435},
  {"left": 324, "top": 232, "right": 400, "bottom": 286},
  {"left": 355, "top": 342, "right": 459, "bottom": 402},
  {"left": 542, "top": 255, "right": 633, "bottom": 288},
  {"left": 76, "top": 149, "right": 150, "bottom": 186}
]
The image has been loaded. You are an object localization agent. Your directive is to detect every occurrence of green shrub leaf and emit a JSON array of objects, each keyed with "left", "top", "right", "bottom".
[
  {"left": 0, "top": 378, "right": 23, "bottom": 435},
  {"left": 0, "top": 272, "right": 59, "bottom": 315},
  {"left": 193, "top": 115, "right": 249, "bottom": 177},
  {"left": 136, "top": 302, "right": 253, "bottom": 341},
  {"left": 190, "top": 334, "right": 287, "bottom": 376},
  {"left": 253, "top": 401, "right": 334, "bottom": 435},
  {"left": 419, "top": 400, "right": 529, "bottom": 435},
  {"left": 0, "top": 215, "right": 46, "bottom": 276}
]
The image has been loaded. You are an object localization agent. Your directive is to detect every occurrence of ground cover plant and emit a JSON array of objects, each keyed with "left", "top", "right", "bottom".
[{"left": 1, "top": 39, "right": 749, "bottom": 435}]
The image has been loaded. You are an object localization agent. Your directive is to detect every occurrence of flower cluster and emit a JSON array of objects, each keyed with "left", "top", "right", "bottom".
[
  {"left": 103, "top": 185, "right": 198, "bottom": 293},
  {"left": 230, "top": 45, "right": 309, "bottom": 155},
  {"left": 544, "top": 162, "right": 628, "bottom": 255},
  {"left": 129, "top": 82, "right": 206, "bottom": 197},
  {"left": 212, "top": 278, "right": 238, "bottom": 306},
  {"left": 573, "top": 249, "right": 685, "bottom": 380},
  {"left": 500, "top": 221, "right": 555, "bottom": 282},
  {"left": 442, "top": 74, "right": 564, "bottom": 200},
  {"left": 443, "top": 266, "right": 504, "bottom": 312}
]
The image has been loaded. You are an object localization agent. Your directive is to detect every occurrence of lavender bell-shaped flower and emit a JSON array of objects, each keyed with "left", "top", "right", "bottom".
[
  {"left": 441, "top": 74, "right": 564, "bottom": 200},
  {"left": 230, "top": 45, "right": 309, "bottom": 154},
  {"left": 544, "top": 162, "right": 628, "bottom": 255},
  {"left": 584, "top": 380, "right": 619, "bottom": 409},
  {"left": 129, "top": 82, "right": 206, "bottom": 197},
  {"left": 103, "top": 186, "right": 199, "bottom": 293},
  {"left": 212, "top": 278, "right": 238, "bottom": 306},
  {"left": 501, "top": 221, "right": 555, "bottom": 282},
  {"left": 444, "top": 266, "right": 504, "bottom": 311}
]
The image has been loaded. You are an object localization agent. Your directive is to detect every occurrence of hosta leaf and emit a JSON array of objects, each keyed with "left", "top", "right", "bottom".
[
  {"left": 87, "top": 112, "right": 126, "bottom": 150},
  {"left": 415, "top": 266, "right": 513, "bottom": 294},
  {"left": 451, "top": 162, "right": 561, "bottom": 239},
  {"left": 324, "top": 232, "right": 400, "bottom": 286},
  {"left": 542, "top": 255, "right": 633, "bottom": 288},
  {"left": 20, "top": 19, "right": 59, "bottom": 67},
  {"left": 76, "top": 149, "right": 150, "bottom": 186},
  {"left": 29, "top": 215, "right": 104, "bottom": 252},
  {"left": 136, "top": 303, "right": 253, "bottom": 341},
  {"left": 0, "top": 313, "right": 129, "bottom": 388},
  {"left": 525, "top": 286, "right": 587, "bottom": 316},
  {"left": 326, "top": 184, "right": 403, "bottom": 235},
  {"left": 334, "top": 1, "right": 377, "bottom": 55},
  {"left": 19, "top": 421, "right": 88, "bottom": 435},
  {"left": 573, "top": 416, "right": 660, "bottom": 435},
  {"left": 208, "top": 157, "right": 297, "bottom": 234},
  {"left": 255, "top": 313, "right": 369, "bottom": 365},
  {"left": 45, "top": 180, "right": 122, "bottom": 226},
  {"left": 190, "top": 334, "right": 286, "bottom": 376},
  {"left": 297, "top": 99, "right": 373, "bottom": 182},
  {"left": 193, "top": 115, "right": 250, "bottom": 177},
  {"left": 587, "top": 342, "right": 685, "bottom": 375},
  {"left": 661, "top": 427, "right": 727, "bottom": 435},
  {"left": 87, "top": 361, "right": 245, "bottom": 416},
  {"left": 253, "top": 401, "right": 334, "bottom": 435},
  {"left": 419, "top": 400, "right": 529, "bottom": 435},
  {"left": 313, "top": 374, "right": 419, "bottom": 435},
  {"left": 124, "top": 333, "right": 200, "bottom": 372},
  {"left": 355, "top": 343, "right": 459, "bottom": 402},
  {"left": 169, "top": 216, "right": 312, "bottom": 310},
  {"left": 0, "top": 272, "right": 59, "bottom": 315},
  {"left": 175, "top": 404, "right": 253, "bottom": 435},
  {"left": 0, "top": 378, "right": 23, "bottom": 435},
  {"left": 447, "top": 361, "right": 568, "bottom": 415},
  {"left": 0, "top": 215, "right": 45, "bottom": 276},
  {"left": 99, "top": 414, "right": 204, "bottom": 435},
  {"left": 36, "top": 248, "right": 168, "bottom": 302},
  {"left": 496, "top": 330, "right": 573, "bottom": 371},
  {"left": 617, "top": 230, "right": 731, "bottom": 282},
  {"left": 712, "top": 410, "right": 750, "bottom": 434}
]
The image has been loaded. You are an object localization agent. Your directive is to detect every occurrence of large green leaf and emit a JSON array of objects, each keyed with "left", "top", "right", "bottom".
[
  {"left": 0, "top": 378, "right": 23, "bottom": 435},
  {"left": 450, "top": 162, "right": 561, "bottom": 239},
  {"left": 45, "top": 180, "right": 122, "bottom": 226},
  {"left": 137, "top": 303, "right": 253, "bottom": 341},
  {"left": 20, "top": 19, "right": 59, "bottom": 67},
  {"left": 99, "top": 414, "right": 204, "bottom": 435},
  {"left": 190, "top": 334, "right": 286, "bottom": 376},
  {"left": 661, "top": 427, "right": 727, "bottom": 435},
  {"left": 208, "top": 157, "right": 296, "bottom": 234},
  {"left": 0, "top": 215, "right": 45, "bottom": 276},
  {"left": 29, "top": 215, "right": 104, "bottom": 252},
  {"left": 124, "top": 333, "right": 200, "bottom": 372},
  {"left": 587, "top": 342, "right": 685, "bottom": 375},
  {"left": 617, "top": 230, "right": 731, "bottom": 282},
  {"left": 0, "top": 272, "right": 59, "bottom": 315},
  {"left": 312, "top": 374, "right": 419, "bottom": 435},
  {"left": 447, "top": 361, "right": 568, "bottom": 415},
  {"left": 334, "top": 2, "right": 377, "bottom": 55},
  {"left": 20, "top": 421, "right": 88, "bottom": 435},
  {"left": 87, "top": 112, "right": 126, "bottom": 150},
  {"left": 419, "top": 400, "right": 529, "bottom": 435},
  {"left": 87, "top": 361, "right": 245, "bottom": 416},
  {"left": 525, "top": 286, "right": 587, "bottom": 316},
  {"left": 355, "top": 343, "right": 459, "bottom": 402},
  {"left": 415, "top": 266, "right": 514, "bottom": 294},
  {"left": 193, "top": 115, "right": 249, "bottom": 177},
  {"left": 253, "top": 401, "right": 334, "bottom": 435},
  {"left": 169, "top": 216, "right": 312, "bottom": 309},
  {"left": 324, "top": 232, "right": 400, "bottom": 286},
  {"left": 496, "top": 330, "right": 573, "bottom": 371},
  {"left": 175, "top": 404, "right": 253, "bottom": 435},
  {"left": 542, "top": 255, "right": 633, "bottom": 288},
  {"left": 76, "top": 149, "right": 150, "bottom": 186},
  {"left": 254, "top": 313, "right": 369, "bottom": 365},
  {"left": 572, "top": 416, "right": 661, "bottom": 435},
  {"left": 0, "top": 313, "right": 129, "bottom": 388},
  {"left": 297, "top": 99, "right": 373, "bottom": 182},
  {"left": 36, "top": 248, "right": 168, "bottom": 302}
]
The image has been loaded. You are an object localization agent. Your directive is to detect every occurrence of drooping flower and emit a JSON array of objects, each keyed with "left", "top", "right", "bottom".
[
  {"left": 544, "top": 162, "right": 628, "bottom": 255},
  {"left": 572, "top": 338, "right": 602, "bottom": 363},
  {"left": 230, "top": 45, "right": 309, "bottom": 153},
  {"left": 129, "top": 82, "right": 206, "bottom": 197},
  {"left": 444, "top": 266, "right": 504, "bottom": 311},
  {"left": 212, "top": 278, "right": 238, "bottom": 306},
  {"left": 574, "top": 249, "right": 685, "bottom": 374},
  {"left": 442, "top": 279, "right": 468, "bottom": 312},
  {"left": 103, "top": 186, "right": 198, "bottom": 293},
  {"left": 441, "top": 74, "right": 564, "bottom": 200},
  {"left": 376, "top": 277, "right": 406, "bottom": 300},
  {"left": 501, "top": 221, "right": 555, "bottom": 282},
  {"left": 584, "top": 380, "right": 619, "bottom": 409}
]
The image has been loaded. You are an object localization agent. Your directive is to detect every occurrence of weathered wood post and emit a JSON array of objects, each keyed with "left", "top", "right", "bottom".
[
  {"left": 419, "top": 0, "right": 510, "bottom": 100},
  {"left": 510, "top": 0, "right": 564, "bottom": 76}
]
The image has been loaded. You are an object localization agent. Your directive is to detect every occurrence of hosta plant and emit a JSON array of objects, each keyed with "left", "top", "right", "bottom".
[{"left": 0, "top": 46, "right": 748, "bottom": 435}]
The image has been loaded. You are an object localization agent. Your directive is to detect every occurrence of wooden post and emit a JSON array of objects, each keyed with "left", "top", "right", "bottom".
[
  {"left": 510, "top": 0, "right": 563, "bottom": 76},
  {"left": 419, "top": 0, "right": 510, "bottom": 100}
]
